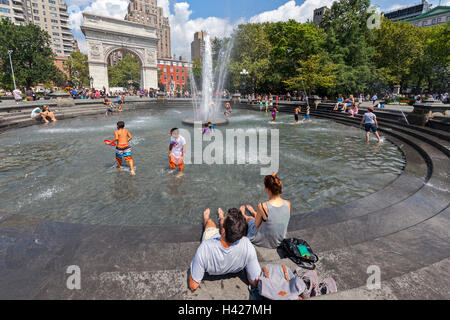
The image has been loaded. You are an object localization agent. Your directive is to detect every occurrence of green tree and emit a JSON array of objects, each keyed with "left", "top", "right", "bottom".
[
  {"left": 410, "top": 22, "right": 449, "bottom": 93},
  {"left": 373, "top": 18, "right": 424, "bottom": 91},
  {"left": 0, "top": 18, "right": 63, "bottom": 89},
  {"left": 108, "top": 53, "right": 141, "bottom": 89},
  {"left": 229, "top": 23, "right": 272, "bottom": 93},
  {"left": 265, "top": 20, "right": 326, "bottom": 93},
  {"left": 284, "top": 54, "right": 337, "bottom": 95},
  {"left": 66, "top": 52, "right": 89, "bottom": 88},
  {"left": 191, "top": 56, "right": 203, "bottom": 90},
  {"left": 321, "top": 0, "right": 376, "bottom": 95}
]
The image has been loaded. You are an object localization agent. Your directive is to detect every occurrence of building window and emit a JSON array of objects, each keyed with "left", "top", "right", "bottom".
[{"left": 0, "top": 0, "right": 9, "bottom": 5}]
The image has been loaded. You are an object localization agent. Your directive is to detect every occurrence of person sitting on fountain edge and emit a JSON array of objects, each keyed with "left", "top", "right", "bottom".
[
  {"left": 188, "top": 208, "right": 261, "bottom": 292},
  {"left": 169, "top": 128, "right": 186, "bottom": 176}
]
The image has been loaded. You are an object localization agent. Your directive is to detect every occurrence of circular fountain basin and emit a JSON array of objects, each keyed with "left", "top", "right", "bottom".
[{"left": 0, "top": 107, "right": 405, "bottom": 227}]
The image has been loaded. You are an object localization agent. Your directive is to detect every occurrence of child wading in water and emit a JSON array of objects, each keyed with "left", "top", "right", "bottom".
[
  {"left": 169, "top": 128, "right": 186, "bottom": 177},
  {"left": 271, "top": 106, "right": 278, "bottom": 123},
  {"left": 294, "top": 106, "right": 301, "bottom": 124},
  {"left": 360, "top": 107, "right": 382, "bottom": 143},
  {"left": 302, "top": 106, "right": 311, "bottom": 122},
  {"left": 105, "top": 121, "right": 135, "bottom": 175}
]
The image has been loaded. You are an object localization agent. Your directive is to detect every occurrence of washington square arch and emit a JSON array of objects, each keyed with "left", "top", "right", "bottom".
[{"left": 81, "top": 12, "right": 158, "bottom": 91}]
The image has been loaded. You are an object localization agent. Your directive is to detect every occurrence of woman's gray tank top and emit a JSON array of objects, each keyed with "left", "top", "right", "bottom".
[{"left": 250, "top": 200, "right": 290, "bottom": 248}]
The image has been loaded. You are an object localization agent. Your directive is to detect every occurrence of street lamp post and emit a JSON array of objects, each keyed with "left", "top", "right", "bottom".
[
  {"left": 240, "top": 69, "right": 249, "bottom": 98},
  {"left": 7, "top": 50, "right": 17, "bottom": 90},
  {"left": 89, "top": 76, "right": 94, "bottom": 89}
]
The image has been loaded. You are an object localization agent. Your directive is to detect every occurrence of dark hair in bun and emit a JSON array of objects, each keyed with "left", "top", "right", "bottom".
[{"left": 264, "top": 173, "right": 282, "bottom": 195}]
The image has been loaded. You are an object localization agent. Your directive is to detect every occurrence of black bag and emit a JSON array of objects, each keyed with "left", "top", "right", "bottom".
[{"left": 278, "top": 238, "right": 319, "bottom": 270}]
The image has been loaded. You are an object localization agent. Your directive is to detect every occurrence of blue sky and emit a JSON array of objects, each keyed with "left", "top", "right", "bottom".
[
  {"left": 66, "top": 0, "right": 448, "bottom": 58},
  {"left": 176, "top": 0, "right": 442, "bottom": 19}
]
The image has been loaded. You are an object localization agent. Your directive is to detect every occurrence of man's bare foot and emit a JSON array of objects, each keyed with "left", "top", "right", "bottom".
[
  {"left": 203, "top": 208, "right": 211, "bottom": 226},
  {"left": 218, "top": 208, "right": 225, "bottom": 223},
  {"left": 130, "top": 170, "right": 136, "bottom": 176}
]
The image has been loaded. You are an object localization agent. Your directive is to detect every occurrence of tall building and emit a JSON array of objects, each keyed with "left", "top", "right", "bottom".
[
  {"left": 313, "top": 6, "right": 329, "bottom": 25},
  {"left": 125, "top": 0, "right": 171, "bottom": 59},
  {"left": 0, "top": 0, "right": 76, "bottom": 57},
  {"left": 191, "top": 31, "right": 207, "bottom": 61},
  {"left": 384, "top": 0, "right": 432, "bottom": 22}
]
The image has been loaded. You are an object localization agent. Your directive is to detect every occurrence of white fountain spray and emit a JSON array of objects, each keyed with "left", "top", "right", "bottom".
[
  {"left": 200, "top": 33, "right": 214, "bottom": 121},
  {"left": 213, "top": 37, "right": 235, "bottom": 117},
  {"left": 187, "top": 32, "right": 234, "bottom": 124}
]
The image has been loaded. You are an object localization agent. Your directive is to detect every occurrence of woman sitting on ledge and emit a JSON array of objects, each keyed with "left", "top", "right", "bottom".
[
  {"left": 242, "top": 173, "right": 291, "bottom": 249},
  {"left": 341, "top": 95, "right": 355, "bottom": 113},
  {"left": 333, "top": 94, "right": 344, "bottom": 111}
]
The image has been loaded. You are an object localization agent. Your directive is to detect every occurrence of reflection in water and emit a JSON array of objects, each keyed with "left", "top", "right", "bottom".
[{"left": 0, "top": 108, "right": 405, "bottom": 226}]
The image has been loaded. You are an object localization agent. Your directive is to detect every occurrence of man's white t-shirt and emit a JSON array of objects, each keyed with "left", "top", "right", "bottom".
[
  {"left": 190, "top": 234, "right": 261, "bottom": 283},
  {"left": 170, "top": 135, "right": 186, "bottom": 159},
  {"left": 31, "top": 107, "right": 42, "bottom": 119}
]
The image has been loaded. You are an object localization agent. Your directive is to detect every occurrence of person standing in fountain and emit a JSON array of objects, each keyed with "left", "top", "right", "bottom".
[
  {"left": 271, "top": 106, "right": 278, "bottom": 123},
  {"left": 105, "top": 121, "right": 135, "bottom": 176},
  {"left": 360, "top": 107, "right": 382, "bottom": 143},
  {"left": 242, "top": 174, "right": 291, "bottom": 249},
  {"left": 294, "top": 106, "right": 301, "bottom": 124},
  {"left": 302, "top": 106, "right": 311, "bottom": 122},
  {"left": 169, "top": 128, "right": 186, "bottom": 177}
]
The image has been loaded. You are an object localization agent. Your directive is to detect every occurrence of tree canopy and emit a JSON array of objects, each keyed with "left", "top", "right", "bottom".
[
  {"left": 0, "top": 18, "right": 66, "bottom": 89},
  {"left": 66, "top": 52, "right": 90, "bottom": 88},
  {"left": 223, "top": 0, "right": 449, "bottom": 96},
  {"left": 108, "top": 53, "right": 141, "bottom": 89}
]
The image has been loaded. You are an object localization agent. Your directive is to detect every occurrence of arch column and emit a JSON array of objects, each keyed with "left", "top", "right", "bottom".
[{"left": 89, "top": 62, "right": 109, "bottom": 91}]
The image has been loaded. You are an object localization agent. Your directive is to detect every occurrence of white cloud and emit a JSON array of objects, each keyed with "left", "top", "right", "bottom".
[
  {"left": 68, "top": 0, "right": 128, "bottom": 53},
  {"left": 249, "top": 0, "right": 335, "bottom": 23},
  {"left": 168, "top": 2, "right": 237, "bottom": 59},
  {"left": 158, "top": 0, "right": 170, "bottom": 17}
]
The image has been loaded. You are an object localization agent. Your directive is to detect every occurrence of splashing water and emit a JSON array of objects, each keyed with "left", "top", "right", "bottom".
[
  {"left": 200, "top": 33, "right": 214, "bottom": 121},
  {"left": 193, "top": 33, "right": 234, "bottom": 122}
]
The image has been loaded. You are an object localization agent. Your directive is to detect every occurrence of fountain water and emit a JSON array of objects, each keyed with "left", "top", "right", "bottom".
[{"left": 183, "top": 33, "right": 234, "bottom": 126}]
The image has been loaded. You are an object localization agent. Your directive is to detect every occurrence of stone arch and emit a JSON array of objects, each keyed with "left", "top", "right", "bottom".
[{"left": 81, "top": 13, "right": 158, "bottom": 91}]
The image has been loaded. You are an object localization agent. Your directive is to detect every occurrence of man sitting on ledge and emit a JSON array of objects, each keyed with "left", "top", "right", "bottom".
[{"left": 188, "top": 208, "right": 261, "bottom": 292}]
